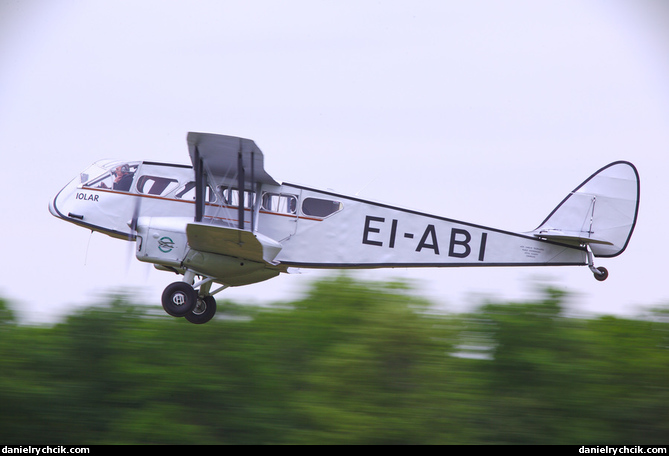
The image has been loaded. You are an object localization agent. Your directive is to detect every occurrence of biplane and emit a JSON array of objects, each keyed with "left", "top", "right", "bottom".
[{"left": 49, "top": 132, "right": 640, "bottom": 323}]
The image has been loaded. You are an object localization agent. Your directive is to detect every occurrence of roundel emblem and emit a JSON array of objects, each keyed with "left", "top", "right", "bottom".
[{"left": 158, "top": 236, "right": 175, "bottom": 253}]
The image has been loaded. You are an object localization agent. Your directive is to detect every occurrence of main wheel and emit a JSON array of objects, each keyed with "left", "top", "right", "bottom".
[
  {"left": 185, "top": 296, "right": 217, "bottom": 324},
  {"left": 162, "top": 282, "right": 197, "bottom": 317},
  {"left": 593, "top": 266, "right": 609, "bottom": 282}
]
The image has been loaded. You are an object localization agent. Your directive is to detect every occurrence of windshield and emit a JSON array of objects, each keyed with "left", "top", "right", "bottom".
[{"left": 81, "top": 160, "right": 140, "bottom": 192}]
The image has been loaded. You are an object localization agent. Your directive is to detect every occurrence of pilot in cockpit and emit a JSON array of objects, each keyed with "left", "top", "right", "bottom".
[{"left": 99, "top": 164, "right": 134, "bottom": 191}]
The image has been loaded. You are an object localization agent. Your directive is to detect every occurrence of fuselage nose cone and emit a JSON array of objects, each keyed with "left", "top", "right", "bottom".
[{"left": 48, "top": 198, "right": 58, "bottom": 217}]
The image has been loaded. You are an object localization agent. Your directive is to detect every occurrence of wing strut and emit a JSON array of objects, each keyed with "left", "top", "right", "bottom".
[
  {"left": 237, "top": 146, "right": 245, "bottom": 230},
  {"left": 250, "top": 150, "right": 256, "bottom": 232},
  {"left": 234, "top": 139, "right": 257, "bottom": 232},
  {"left": 194, "top": 146, "right": 204, "bottom": 223}
]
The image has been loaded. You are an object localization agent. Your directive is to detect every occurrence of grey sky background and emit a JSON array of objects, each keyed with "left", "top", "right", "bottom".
[{"left": 1, "top": 0, "right": 668, "bottom": 323}]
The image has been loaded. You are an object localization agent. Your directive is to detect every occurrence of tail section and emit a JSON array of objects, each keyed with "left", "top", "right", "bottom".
[{"left": 531, "top": 161, "right": 640, "bottom": 258}]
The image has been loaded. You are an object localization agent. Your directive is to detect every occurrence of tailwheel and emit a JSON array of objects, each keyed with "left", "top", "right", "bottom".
[
  {"left": 586, "top": 246, "right": 609, "bottom": 282},
  {"left": 593, "top": 266, "right": 609, "bottom": 282},
  {"left": 185, "top": 296, "right": 217, "bottom": 324},
  {"left": 162, "top": 282, "right": 197, "bottom": 317}
]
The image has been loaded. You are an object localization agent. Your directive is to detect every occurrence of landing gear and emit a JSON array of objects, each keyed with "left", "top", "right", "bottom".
[
  {"left": 162, "top": 282, "right": 197, "bottom": 317},
  {"left": 592, "top": 266, "right": 609, "bottom": 282},
  {"left": 587, "top": 246, "right": 609, "bottom": 282},
  {"left": 185, "top": 296, "right": 217, "bottom": 324},
  {"left": 161, "top": 271, "right": 227, "bottom": 324}
]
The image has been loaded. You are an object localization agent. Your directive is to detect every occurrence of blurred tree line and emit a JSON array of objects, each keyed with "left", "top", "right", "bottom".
[{"left": 0, "top": 276, "right": 667, "bottom": 444}]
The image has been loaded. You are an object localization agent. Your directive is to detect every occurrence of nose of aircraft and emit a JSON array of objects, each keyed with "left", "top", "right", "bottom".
[
  {"left": 49, "top": 177, "right": 79, "bottom": 221},
  {"left": 48, "top": 164, "right": 140, "bottom": 241},
  {"left": 48, "top": 196, "right": 58, "bottom": 218}
]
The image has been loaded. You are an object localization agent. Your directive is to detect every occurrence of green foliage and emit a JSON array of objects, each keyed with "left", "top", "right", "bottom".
[{"left": 0, "top": 277, "right": 667, "bottom": 444}]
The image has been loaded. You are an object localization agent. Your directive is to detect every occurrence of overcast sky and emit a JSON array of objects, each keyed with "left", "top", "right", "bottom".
[{"left": 1, "top": 0, "right": 668, "bottom": 323}]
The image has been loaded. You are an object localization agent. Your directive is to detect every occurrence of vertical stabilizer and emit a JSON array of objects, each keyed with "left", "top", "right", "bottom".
[{"left": 531, "top": 161, "right": 640, "bottom": 257}]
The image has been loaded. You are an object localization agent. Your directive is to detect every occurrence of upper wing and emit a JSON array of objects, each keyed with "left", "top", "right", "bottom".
[
  {"left": 186, "top": 132, "right": 279, "bottom": 187},
  {"left": 186, "top": 132, "right": 279, "bottom": 227}
]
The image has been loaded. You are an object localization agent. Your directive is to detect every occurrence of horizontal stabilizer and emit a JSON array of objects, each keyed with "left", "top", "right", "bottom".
[
  {"left": 186, "top": 223, "right": 282, "bottom": 264},
  {"left": 533, "top": 230, "right": 614, "bottom": 246}
]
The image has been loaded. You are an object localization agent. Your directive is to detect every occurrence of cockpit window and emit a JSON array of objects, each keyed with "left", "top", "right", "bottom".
[
  {"left": 82, "top": 162, "right": 138, "bottom": 192},
  {"left": 302, "top": 197, "right": 343, "bottom": 217},
  {"left": 136, "top": 176, "right": 179, "bottom": 196}
]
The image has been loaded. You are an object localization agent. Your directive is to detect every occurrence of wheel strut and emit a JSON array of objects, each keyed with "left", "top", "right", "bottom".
[
  {"left": 587, "top": 246, "right": 609, "bottom": 281},
  {"left": 160, "top": 270, "right": 223, "bottom": 323}
]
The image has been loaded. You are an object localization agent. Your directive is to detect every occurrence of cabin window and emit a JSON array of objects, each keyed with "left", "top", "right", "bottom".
[
  {"left": 175, "top": 182, "right": 217, "bottom": 202},
  {"left": 219, "top": 187, "right": 255, "bottom": 208},
  {"left": 136, "top": 176, "right": 179, "bottom": 196},
  {"left": 302, "top": 197, "right": 343, "bottom": 217},
  {"left": 261, "top": 193, "right": 297, "bottom": 214}
]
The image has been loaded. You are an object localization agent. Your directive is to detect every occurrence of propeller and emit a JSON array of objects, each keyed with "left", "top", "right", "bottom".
[
  {"left": 125, "top": 196, "right": 142, "bottom": 272},
  {"left": 128, "top": 195, "right": 142, "bottom": 235}
]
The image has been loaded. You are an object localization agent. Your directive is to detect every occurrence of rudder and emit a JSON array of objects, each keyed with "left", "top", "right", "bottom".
[{"left": 531, "top": 161, "right": 640, "bottom": 258}]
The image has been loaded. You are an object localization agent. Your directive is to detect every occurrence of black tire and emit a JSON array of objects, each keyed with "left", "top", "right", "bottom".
[
  {"left": 594, "top": 266, "right": 609, "bottom": 282},
  {"left": 185, "top": 296, "right": 217, "bottom": 324},
  {"left": 162, "top": 282, "right": 197, "bottom": 317}
]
